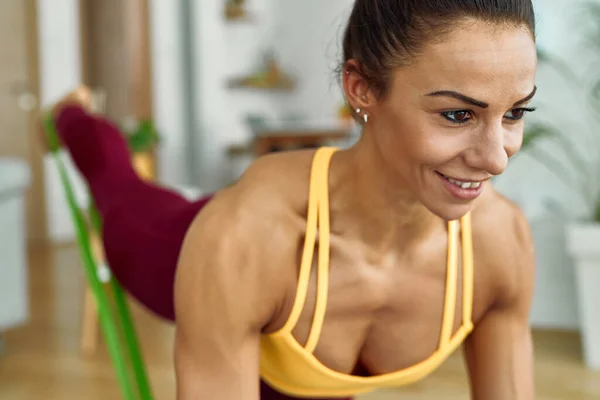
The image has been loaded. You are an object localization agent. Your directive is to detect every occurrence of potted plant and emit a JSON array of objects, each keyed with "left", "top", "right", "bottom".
[
  {"left": 526, "top": 2, "right": 600, "bottom": 369},
  {"left": 122, "top": 117, "right": 161, "bottom": 181},
  {"left": 565, "top": 2, "right": 600, "bottom": 371}
]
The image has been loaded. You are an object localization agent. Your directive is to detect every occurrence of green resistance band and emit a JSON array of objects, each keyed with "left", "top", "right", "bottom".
[{"left": 42, "top": 112, "right": 153, "bottom": 400}]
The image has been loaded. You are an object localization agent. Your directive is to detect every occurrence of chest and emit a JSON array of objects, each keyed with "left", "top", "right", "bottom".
[{"left": 276, "top": 231, "right": 492, "bottom": 377}]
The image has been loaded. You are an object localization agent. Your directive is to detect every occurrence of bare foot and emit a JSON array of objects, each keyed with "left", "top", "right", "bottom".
[
  {"left": 39, "top": 86, "right": 94, "bottom": 153},
  {"left": 51, "top": 86, "right": 94, "bottom": 118}
]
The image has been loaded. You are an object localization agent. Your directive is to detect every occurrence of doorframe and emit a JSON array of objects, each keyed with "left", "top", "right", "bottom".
[
  {"left": 78, "top": 0, "right": 156, "bottom": 176},
  {"left": 78, "top": 0, "right": 154, "bottom": 119},
  {"left": 24, "top": 0, "right": 47, "bottom": 246}
]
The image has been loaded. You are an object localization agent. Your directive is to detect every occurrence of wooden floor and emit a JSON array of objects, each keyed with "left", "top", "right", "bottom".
[{"left": 1, "top": 244, "right": 599, "bottom": 400}]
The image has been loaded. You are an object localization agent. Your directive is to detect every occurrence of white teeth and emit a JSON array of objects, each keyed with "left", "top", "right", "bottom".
[{"left": 445, "top": 176, "right": 482, "bottom": 189}]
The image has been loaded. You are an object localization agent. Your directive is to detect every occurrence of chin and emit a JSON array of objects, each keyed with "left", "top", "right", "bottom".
[{"left": 423, "top": 201, "right": 473, "bottom": 222}]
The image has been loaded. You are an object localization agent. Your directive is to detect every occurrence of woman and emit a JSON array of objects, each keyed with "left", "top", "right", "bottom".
[{"left": 48, "top": 0, "right": 538, "bottom": 399}]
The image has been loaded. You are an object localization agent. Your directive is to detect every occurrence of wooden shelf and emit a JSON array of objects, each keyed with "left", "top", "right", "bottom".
[
  {"left": 227, "top": 76, "right": 296, "bottom": 91},
  {"left": 225, "top": 14, "right": 255, "bottom": 23}
]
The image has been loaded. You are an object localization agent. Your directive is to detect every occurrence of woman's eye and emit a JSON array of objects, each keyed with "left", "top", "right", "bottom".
[
  {"left": 504, "top": 107, "right": 536, "bottom": 121},
  {"left": 441, "top": 110, "right": 472, "bottom": 124}
]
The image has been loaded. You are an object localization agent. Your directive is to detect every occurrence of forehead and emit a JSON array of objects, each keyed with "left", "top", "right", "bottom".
[{"left": 395, "top": 21, "right": 537, "bottom": 103}]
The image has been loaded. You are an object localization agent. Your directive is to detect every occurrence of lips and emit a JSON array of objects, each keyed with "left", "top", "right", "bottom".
[
  {"left": 436, "top": 171, "right": 486, "bottom": 201},
  {"left": 438, "top": 172, "right": 482, "bottom": 189}
]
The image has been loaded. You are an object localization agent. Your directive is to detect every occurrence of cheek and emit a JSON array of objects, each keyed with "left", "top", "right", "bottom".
[
  {"left": 389, "top": 132, "right": 463, "bottom": 177},
  {"left": 505, "top": 129, "right": 524, "bottom": 158},
  {"left": 375, "top": 106, "right": 461, "bottom": 166},
  {"left": 374, "top": 110, "right": 418, "bottom": 157},
  {"left": 419, "top": 130, "right": 468, "bottom": 164}
]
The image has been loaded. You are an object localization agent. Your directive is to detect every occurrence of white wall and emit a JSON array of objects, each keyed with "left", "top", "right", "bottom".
[
  {"left": 189, "top": 0, "right": 282, "bottom": 191},
  {"left": 272, "top": 0, "right": 352, "bottom": 120},
  {"left": 36, "top": 0, "right": 81, "bottom": 107},
  {"left": 148, "top": 0, "right": 189, "bottom": 187},
  {"left": 37, "top": 0, "right": 87, "bottom": 243}
]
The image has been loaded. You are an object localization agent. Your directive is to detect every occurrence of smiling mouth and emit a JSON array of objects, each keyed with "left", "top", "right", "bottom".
[{"left": 436, "top": 172, "right": 483, "bottom": 189}]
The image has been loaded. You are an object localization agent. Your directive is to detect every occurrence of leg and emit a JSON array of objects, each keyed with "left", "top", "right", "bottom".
[
  {"left": 80, "top": 226, "right": 107, "bottom": 357},
  {"left": 81, "top": 285, "right": 99, "bottom": 357},
  {"left": 259, "top": 380, "right": 353, "bottom": 400},
  {"left": 55, "top": 106, "right": 213, "bottom": 321}
]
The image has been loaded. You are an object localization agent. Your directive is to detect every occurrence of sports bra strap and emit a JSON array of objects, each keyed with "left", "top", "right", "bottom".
[
  {"left": 278, "top": 147, "right": 336, "bottom": 338},
  {"left": 304, "top": 147, "right": 334, "bottom": 353},
  {"left": 461, "top": 213, "right": 474, "bottom": 327},
  {"left": 439, "top": 219, "right": 459, "bottom": 347},
  {"left": 438, "top": 214, "right": 475, "bottom": 347}
]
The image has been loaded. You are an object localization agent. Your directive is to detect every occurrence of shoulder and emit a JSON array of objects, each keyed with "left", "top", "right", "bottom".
[
  {"left": 176, "top": 150, "right": 316, "bottom": 330},
  {"left": 191, "top": 149, "right": 316, "bottom": 230},
  {"left": 470, "top": 186, "right": 535, "bottom": 311}
]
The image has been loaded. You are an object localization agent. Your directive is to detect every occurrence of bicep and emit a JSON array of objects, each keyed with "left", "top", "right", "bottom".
[
  {"left": 173, "top": 211, "right": 267, "bottom": 400},
  {"left": 464, "top": 208, "right": 536, "bottom": 400},
  {"left": 174, "top": 321, "right": 260, "bottom": 399},
  {"left": 463, "top": 306, "right": 535, "bottom": 400}
]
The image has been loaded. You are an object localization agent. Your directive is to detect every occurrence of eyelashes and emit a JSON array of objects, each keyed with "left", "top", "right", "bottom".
[
  {"left": 441, "top": 110, "right": 471, "bottom": 124},
  {"left": 506, "top": 107, "right": 537, "bottom": 120},
  {"left": 441, "top": 107, "right": 537, "bottom": 124}
]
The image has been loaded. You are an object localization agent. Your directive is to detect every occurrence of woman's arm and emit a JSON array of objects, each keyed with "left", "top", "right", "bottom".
[
  {"left": 173, "top": 192, "right": 282, "bottom": 399},
  {"left": 464, "top": 202, "right": 536, "bottom": 400}
]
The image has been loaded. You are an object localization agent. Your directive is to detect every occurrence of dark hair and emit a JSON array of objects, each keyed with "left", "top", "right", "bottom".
[{"left": 340, "top": 0, "right": 536, "bottom": 98}]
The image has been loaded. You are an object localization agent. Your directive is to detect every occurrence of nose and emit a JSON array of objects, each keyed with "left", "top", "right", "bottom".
[{"left": 464, "top": 124, "right": 509, "bottom": 176}]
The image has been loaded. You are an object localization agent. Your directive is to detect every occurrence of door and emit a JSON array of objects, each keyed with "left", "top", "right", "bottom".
[
  {"left": 80, "top": 0, "right": 154, "bottom": 121},
  {"left": 80, "top": 0, "right": 155, "bottom": 177},
  {"left": 0, "top": 0, "right": 46, "bottom": 244}
]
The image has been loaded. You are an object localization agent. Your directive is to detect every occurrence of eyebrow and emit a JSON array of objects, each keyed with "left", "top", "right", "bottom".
[{"left": 425, "top": 86, "right": 537, "bottom": 108}]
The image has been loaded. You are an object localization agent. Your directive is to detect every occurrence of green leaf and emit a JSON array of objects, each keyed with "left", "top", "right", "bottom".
[
  {"left": 536, "top": 47, "right": 551, "bottom": 63},
  {"left": 125, "top": 120, "right": 160, "bottom": 153},
  {"left": 591, "top": 77, "right": 600, "bottom": 105},
  {"left": 521, "top": 123, "right": 556, "bottom": 150},
  {"left": 594, "top": 201, "right": 600, "bottom": 223},
  {"left": 580, "top": 1, "right": 600, "bottom": 26},
  {"left": 577, "top": 1, "right": 600, "bottom": 51}
]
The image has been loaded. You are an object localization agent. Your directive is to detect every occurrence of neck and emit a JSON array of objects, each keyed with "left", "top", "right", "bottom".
[{"left": 328, "top": 136, "right": 442, "bottom": 254}]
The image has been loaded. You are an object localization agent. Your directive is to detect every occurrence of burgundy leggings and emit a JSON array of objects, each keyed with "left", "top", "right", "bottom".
[{"left": 55, "top": 106, "right": 351, "bottom": 400}]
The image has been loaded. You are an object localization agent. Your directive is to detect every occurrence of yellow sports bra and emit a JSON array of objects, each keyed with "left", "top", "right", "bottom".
[{"left": 259, "top": 147, "right": 474, "bottom": 398}]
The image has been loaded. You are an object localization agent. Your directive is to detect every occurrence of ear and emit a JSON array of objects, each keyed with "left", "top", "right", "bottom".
[{"left": 342, "top": 60, "right": 375, "bottom": 120}]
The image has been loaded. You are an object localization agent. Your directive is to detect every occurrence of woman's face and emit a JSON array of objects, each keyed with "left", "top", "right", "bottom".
[{"left": 369, "top": 20, "right": 537, "bottom": 220}]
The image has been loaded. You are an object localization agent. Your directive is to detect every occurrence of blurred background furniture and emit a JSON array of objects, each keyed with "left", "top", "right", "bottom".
[
  {"left": 253, "top": 124, "right": 350, "bottom": 155},
  {"left": 226, "top": 117, "right": 353, "bottom": 181},
  {"left": 0, "top": 158, "right": 31, "bottom": 354}
]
